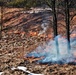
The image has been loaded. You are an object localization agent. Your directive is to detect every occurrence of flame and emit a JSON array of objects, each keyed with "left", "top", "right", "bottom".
[{"left": 29, "top": 31, "right": 38, "bottom": 36}]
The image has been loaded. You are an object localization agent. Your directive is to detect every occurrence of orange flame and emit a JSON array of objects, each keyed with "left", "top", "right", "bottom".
[{"left": 29, "top": 31, "right": 38, "bottom": 36}]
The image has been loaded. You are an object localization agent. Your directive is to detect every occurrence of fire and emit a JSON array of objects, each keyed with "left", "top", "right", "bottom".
[
  {"left": 26, "top": 34, "right": 76, "bottom": 64},
  {"left": 29, "top": 31, "right": 38, "bottom": 36}
]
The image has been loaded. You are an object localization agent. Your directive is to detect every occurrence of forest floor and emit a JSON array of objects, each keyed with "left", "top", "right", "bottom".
[{"left": 0, "top": 7, "right": 76, "bottom": 75}]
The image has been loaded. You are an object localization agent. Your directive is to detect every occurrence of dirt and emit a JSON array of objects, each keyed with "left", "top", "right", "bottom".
[{"left": 0, "top": 8, "right": 76, "bottom": 75}]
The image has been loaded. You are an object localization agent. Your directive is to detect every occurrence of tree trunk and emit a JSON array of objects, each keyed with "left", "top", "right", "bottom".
[
  {"left": 52, "top": 0, "right": 59, "bottom": 58},
  {"left": 65, "top": 0, "right": 71, "bottom": 52},
  {"left": 52, "top": 0, "right": 58, "bottom": 37},
  {"left": 0, "top": 6, "right": 3, "bottom": 39}
]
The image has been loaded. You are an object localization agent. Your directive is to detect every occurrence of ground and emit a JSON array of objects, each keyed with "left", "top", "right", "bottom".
[{"left": 0, "top": 7, "right": 76, "bottom": 75}]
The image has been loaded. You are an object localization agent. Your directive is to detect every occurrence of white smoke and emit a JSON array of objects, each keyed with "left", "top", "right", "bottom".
[
  {"left": 38, "top": 12, "right": 51, "bottom": 36},
  {"left": 26, "top": 34, "right": 76, "bottom": 64}
]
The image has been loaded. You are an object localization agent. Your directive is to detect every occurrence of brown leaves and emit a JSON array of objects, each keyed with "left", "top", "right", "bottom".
[{"left": 23, "top": 57, "right": 44, "bottom": 63}]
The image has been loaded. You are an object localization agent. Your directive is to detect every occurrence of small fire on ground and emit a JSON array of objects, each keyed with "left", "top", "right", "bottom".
[
  {"left": 25, "top": 32, "right": 76, "bottom": 64},
  {"left": 7, "top": 30, "right": 52, "bottom": 39}
]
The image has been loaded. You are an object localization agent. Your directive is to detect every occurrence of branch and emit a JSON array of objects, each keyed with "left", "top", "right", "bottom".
[{"left": 45, "top": 0, "right": 51, "bottom": 7}]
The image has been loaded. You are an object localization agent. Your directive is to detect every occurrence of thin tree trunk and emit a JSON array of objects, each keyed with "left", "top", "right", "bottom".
[
  {"left": 52, "top": 0, "right": 59, "bottom": 58},
  {"left": 52, "top": 0, "right": 58, "bottom": 37},
  {"left": 65, "top": 0, "right": 71, "bottom": 52},
  {"left": 0, "top": 6, "right": 3, "bottom": 39}
]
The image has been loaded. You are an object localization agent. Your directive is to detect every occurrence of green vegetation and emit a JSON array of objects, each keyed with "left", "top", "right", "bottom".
[
  {"left": 0, "top": 0, "right": 76, "bottom": 8},
  {"left": 7, "top": 0, "right": 27, "bottom": 8}
]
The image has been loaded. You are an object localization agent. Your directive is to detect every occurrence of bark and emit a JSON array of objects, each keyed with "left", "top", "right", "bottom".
[
  {"left": 52, "top": 0, "right": 58, "bottom": 37},
  {"left": 0, "top": 6, "right": 3, "bottom": 39},
  {"left": 52, "top": 0, "right": 59, "bottom": 58},
  {"left": 65, "top": 0, "right": 71, "bottom": 52}
]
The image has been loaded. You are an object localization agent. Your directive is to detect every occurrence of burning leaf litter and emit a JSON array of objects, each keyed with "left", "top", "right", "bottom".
[
  {"left": 26, "top": 34, "right": 76, "bottom": 64},
  {"left": 0, "top": 7, "right": 76, "bottom": 75}
]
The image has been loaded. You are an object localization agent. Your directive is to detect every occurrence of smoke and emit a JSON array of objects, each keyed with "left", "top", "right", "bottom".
[
  {"left": 26, "top": 34, "right": 76, "bottom": 64},
  {"left": 38, "top": 12, "right": 50, "bottom": 36}
]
